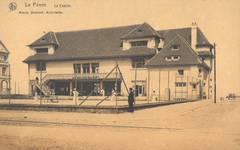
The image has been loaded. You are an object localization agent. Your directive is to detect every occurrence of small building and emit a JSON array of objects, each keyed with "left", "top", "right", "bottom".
[
  {"left": 0, "top": 40, "right": 10, "bottom": 95},
  {"left": 23, "top": 22, "right": 214, "bottom": 100}
]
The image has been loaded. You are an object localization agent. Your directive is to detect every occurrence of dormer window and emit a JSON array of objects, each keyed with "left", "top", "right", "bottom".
[
  {"left": 36, "top": 48, "right": 48, "bottom": 54},
  {"left": 130, "top": 40, "right": 148, "bottom": 47},
  {"left": 171, "top": 44, "right": 180, "bottom": 50}
]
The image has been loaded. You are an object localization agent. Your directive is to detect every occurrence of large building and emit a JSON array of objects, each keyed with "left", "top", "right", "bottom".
[
  {"left": 0, "top": 40, "right": 10, "bottom": 95},
  {"left": 24, "top": 22, "right": 214, "bottom": 100}
]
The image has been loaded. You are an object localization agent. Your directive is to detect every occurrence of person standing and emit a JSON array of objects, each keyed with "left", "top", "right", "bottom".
[
  {"left": 73, "top": 88, "right": 79, "bottom": 105},
  {"left": 128, "top": 88, "right": 135, "bottom": 112},
  {"left": 111, "top": 88, "right": 116, "bottom": 101}
]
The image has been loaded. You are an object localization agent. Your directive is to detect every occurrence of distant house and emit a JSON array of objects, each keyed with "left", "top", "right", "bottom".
[
  {"left": 24, "top": 22, "right": 214, "bottom": 100},
  {"left": 0, "top": 40, "right": 10, "bottom": 95}
]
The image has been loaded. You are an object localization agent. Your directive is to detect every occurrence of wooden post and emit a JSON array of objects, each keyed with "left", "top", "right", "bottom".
[
  {"left": 158, "top": 69, "right": 161, "bottom": 101},
  {"left": 8, "top": 64, "right": 11, "bottom": 104},
  {"left": 187, "top": 76, "right": 189, "bottom": 100},
  {"left": 167, "top": 70, "right": 170, "bottom": 101},
  {"left": 147, "top": 68, "right": 150, "bottom": 103},
  {"left": 115, "top": 60, "right": 118, "bottom": 109},
  {"left": 40, "top": 62, "right": 43, "bottom": 105},
  {"left": 134, "top": 62, "right": 137, "bottom": 103},
  {"left": 213, "top": 43, "right": 217, "bottom": 103}
]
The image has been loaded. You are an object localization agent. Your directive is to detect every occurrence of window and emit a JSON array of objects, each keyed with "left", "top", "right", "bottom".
[
  {"left": 3, "top": 56, "right": 7, "bottom": 61},
  {"left": 192, "top": 84, "right": 197, "bottom": 89},
  {"left": 130, "top": 40, "right": 148, "bottom": 47},
  {"left": 132, "top": 58, "right": 145, "bottom": 68},
  {"left": 82, "top": 63, "right": 90, "bottom": 74},
  {"left": 73, "top": 64, "right": 81, "bottom": 74},
  {"left": 2, "top": 67, "right": 6, "bottom": 76},
  {"left": 171, "top": 44, "right": 180, "bottom": 50},
  {"left": 165, "top": 56, "right": 172, "bottom": 61},
  {"left": 36, "top": 62, "right": 46, "bottom": 71},
  {"left": 175, "top": 82, "right": 186, "bottom": 87},
  {"left": 91, "top": 63, "right": 99, "bottom": 73},
  {"left": 178, "top": 69, "right": 184, "bottom": 76},
  {"left": 172, "top": 56, "right": 181, "bottom": 61},
  {"left": 165, "top": 56, "right": 181, "bottom": 61},
  {"left": 36, "top": 48, "right": 48, "bottom": 53}
]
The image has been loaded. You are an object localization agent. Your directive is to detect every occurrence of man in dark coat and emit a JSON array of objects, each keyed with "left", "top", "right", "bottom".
[{"left": 128, "top": 88, "right": 135, "bottom": 112}]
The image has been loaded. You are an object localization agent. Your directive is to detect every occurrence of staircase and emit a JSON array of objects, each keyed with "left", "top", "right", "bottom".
[{"left": 33, "top": 81, "right": 51, "bottom": 97}]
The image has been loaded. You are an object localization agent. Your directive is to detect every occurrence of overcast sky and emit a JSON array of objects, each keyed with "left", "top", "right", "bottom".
[{"left": 0, "top": 0, "right": 239, "bottom": 98}]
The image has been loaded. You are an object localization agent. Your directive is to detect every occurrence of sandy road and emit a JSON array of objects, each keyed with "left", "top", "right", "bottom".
[{"left": 0, "top": 99, "right": 239, "bottom": 150}]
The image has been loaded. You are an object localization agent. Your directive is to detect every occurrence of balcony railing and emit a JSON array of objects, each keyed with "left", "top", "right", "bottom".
[{"left": 42, "top": 73, "right": 121, "bottom": 83}]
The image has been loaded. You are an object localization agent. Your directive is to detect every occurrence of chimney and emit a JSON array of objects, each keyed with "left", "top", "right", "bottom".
[{"left": 191, "top": 22, "right": 197, "bottom": 50}]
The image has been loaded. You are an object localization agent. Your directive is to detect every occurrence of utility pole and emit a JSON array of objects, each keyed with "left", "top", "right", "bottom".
[
  {"left": 213, "top": 43, "right": 217, "bottom": 103},
  {"left": 40, "top": 62, "right": 43, "bottom": 105}
]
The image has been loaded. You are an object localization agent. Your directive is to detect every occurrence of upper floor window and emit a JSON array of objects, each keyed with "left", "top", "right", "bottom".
[
  {"left": 171, "top": 44, "right": 180, "bottom": 50},
  {"left": 36, "top": 48, "right": 48, "bottom": 54},
  {"left": 178, "top": 69, "right": 184, "bottom": 76},
  {"left": 2, "top": 67, "right": 6, "bottom": 76},
  {"left": 73, "top": 64, "right": 81, "bottom": 74},
  {"left": 36, "top": 62, "right": 46, "bottom": 71},
  {"left": 91, "top": 63, "right": 99, "bottom": 73},
  {"left": 82, "top": 63, "right": 90, "bottom": 74},
  {"left": 130, "top": 40, "right": 148, "bottom": 47},
  {"left": 132, "top": 58, "right": 145, "bottom": 68}
]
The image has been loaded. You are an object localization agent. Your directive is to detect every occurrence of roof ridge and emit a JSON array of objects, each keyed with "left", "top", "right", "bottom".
[
  {"left": 56, "top": 24, "right": 140, "bottom": 34},
  {"left": 0, "top": 40, "right": 9, "bottom": 53},
  {"left": 144, "top": 23, "right": 161, "bottom": 37},
  {"left": 53, "top": 32, "right": 60, "bottom": 46},
  {"left": 120, "top": 23, "right": 143, "bottom": 38},
  {"left": 157, "top": 27, "right": 191, "bottom": 32}
]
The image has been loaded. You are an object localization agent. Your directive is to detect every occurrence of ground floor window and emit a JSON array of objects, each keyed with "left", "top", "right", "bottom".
[
  {"left": 135, "top": 84, "right": 145, "bottom": 96},
  {"left": 175, "top": 82, "right": 186, "bottom": 87},
  {"left": 54, "top": 81, "right": 70, "bottom": 95}
]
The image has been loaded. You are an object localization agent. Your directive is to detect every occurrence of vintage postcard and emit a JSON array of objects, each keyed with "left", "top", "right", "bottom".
[{"left": 0, "top": 0, "right": 239, "bottom": 149}]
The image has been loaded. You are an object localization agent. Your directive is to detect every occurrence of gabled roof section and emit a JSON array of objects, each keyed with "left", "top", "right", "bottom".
[
  {"left": 0, "top": 40, "right": 9, "bottom": 53},
  {"left": 24, "top": 24, "right": 157, "bottom": 63},
  {"left": 146, "top": 34, "right": 202, "bottom": 67},
  {"left": 158, "top": 27, "right": 211, "bottom": 47},
  {"left": 121, "top": 23, "right": 161, "bottom": 39},
  {"left": 29, "top": 32, "right": 59, "bottom": 47}
]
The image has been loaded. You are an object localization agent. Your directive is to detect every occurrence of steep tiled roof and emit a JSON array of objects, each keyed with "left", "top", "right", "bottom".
[
  {"left": 158, "top": 27, "right": 211, "bottom": 47},
  {"left": 24, "top": 23, "right": 212, "bottom": 63},
  {"left": 25, "top": 24, "right": 159, "bottom": 63},
  {"left": 0, "top": 40, "right": 9, "bottom": 53},
  {"left": 121, "top": 22, "right": 161, "bottom": 39},
  {"left": 146, "top": 35, "right": 203, "bottom": 67},
  {"left": 29, "top": 32, "right": 59, "bottom": 47}
]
